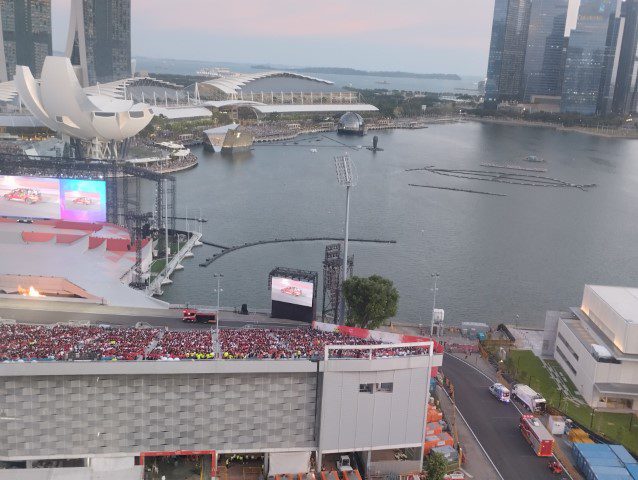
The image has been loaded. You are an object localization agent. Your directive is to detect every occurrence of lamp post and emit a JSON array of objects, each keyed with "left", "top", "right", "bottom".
[
  {"left": 430, "top": 273, "right": 440, "bottom": 337},
  {"left": 335, "top": 155, "right": 357, "bottom": 324},
  {"left": 214, "top": 273, "right": 223, "bottom": 358}
]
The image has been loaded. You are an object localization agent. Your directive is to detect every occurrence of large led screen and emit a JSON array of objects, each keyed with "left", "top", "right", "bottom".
[
  {"left": 271, "top": 277, "right": 314, "bottom": 307},
  {"left": 0, "top": 175, "right": 106, "bottom": 222}
]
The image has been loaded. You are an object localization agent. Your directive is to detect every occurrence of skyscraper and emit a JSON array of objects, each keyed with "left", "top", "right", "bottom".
[
  {"left": 522, "top": 0, "right": 569, "bottom": 100},
  {"left": 485, "top": 0, "right": 532, "bottom": 107},
  {"left": 612, "top": 0, "right": 638, "bottom": 114},
  {"left": 0, "top": 0, "right": 52, "bottom": 82},
  {"left": 66, "top": 0, "right": 131, "bottom": 87},
  {"left": 561, "top": 0, "right": 624, "bottom": 115}
]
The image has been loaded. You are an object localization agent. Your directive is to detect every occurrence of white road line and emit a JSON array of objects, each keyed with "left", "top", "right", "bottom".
[
  {"left": 439, "top": 385, "right": 505, "bottom": 480},
  {"left": 444, "top": 353, "right": 574, "bottom": 480}
]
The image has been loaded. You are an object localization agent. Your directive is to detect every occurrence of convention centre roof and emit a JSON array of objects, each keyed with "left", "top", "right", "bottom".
[{"left": 197, "top": 71, "right": 336, "bottom": 96}]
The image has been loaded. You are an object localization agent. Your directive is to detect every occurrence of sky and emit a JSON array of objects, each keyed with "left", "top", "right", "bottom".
[{"left": 52, "top": 1, "right": 581, "bottom": 77}]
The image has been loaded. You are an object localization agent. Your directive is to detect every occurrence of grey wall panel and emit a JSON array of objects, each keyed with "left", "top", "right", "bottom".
[
  {"left": 0, "top": 372, "right": 317, "bottom": 460},
  {"left": 319, "top": 366, "right": 429, "bottom": 453}
]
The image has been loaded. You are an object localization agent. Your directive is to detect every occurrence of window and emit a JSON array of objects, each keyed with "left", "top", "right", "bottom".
[
  {"left": 557, "top": 332, "right": 579, "bottom": 361},
  {"left": 359, "top": 383, "right": 373, "bottom": 394},
  {"left": 378, "top": 383, "right": 394, "bottom": 393},
  {"left": 556, "top": 346, "right": 577, "bottom": 375}
]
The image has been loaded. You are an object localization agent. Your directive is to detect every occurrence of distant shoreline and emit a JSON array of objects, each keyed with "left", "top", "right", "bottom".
[
  {"left": 251, "top": 65, "right": 461, "bottom": 81},
  {"left": 469, "top": 116, "right": 638, "bottom": 139}
]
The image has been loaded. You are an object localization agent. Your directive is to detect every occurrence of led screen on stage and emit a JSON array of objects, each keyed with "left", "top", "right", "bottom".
[
  {"left": 271, "top": 277, "right": 314, "bottom": 307},
  {"left": 0, "top": 175, "right": 107, "bottom": 222},
  {"left": 60, "top": 178, "right": 107, "bottom": 222}
]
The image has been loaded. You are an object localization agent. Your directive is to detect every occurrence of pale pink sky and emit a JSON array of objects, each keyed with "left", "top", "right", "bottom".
[{"left": 52, "top": 0, "right": 581, "bottom": 76}]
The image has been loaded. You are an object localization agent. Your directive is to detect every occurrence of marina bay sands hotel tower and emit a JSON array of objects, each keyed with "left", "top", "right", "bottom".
[{"left": 66, "top": 0, "right": 131, "bottom": 86}]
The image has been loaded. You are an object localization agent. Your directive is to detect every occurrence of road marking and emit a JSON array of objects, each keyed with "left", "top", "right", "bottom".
[
  {"left": 439, "top": 384, "right": 505, "bottom": 480},
  {"left": 444, "top": 353, "right": 574, "bottom": 480}
]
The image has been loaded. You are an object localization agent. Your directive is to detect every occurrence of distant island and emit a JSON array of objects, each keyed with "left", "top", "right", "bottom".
[{"left": 251, "top": 65, "right": 461, "bottom": 81}]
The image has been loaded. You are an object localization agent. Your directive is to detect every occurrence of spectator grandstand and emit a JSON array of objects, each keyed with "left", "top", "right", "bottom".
[{"left": 0, "top": 323, "right": 428, "bottom": 362}]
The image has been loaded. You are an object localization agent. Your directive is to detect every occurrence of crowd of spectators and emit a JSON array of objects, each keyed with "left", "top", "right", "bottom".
[
  {"left": 0, "top": 324, "right": 428, "bottom": 362},
  {"left": 143, "top": 153, "right": 198, "bottom": 173}
]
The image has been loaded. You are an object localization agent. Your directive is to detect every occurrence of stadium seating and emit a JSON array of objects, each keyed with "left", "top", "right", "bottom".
[{"left": 0, "top": 324, "right": 426, "bottom": 362}]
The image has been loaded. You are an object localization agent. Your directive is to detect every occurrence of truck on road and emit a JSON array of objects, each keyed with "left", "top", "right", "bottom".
[
  {"left": 182, "top": 308, "right": 217, "bottom": 324},
  {"left": 519, "top": 414, "right": 554, "bottom": 457},
  {"left": 512, "top": 384, "right": 546, "bottom": 413}
]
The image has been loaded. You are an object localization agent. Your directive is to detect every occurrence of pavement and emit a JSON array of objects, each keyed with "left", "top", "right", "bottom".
[{"left": 442, "top": 353, "right": 571, "bottom": 480}]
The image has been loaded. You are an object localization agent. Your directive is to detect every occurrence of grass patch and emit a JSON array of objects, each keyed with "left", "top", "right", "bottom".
[{"left": 506, "top": 349, "right": 638, "bottom": 456}]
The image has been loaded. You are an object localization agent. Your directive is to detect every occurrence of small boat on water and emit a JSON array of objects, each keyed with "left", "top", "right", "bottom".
[{"left": 524, "top": 155, "right": 545, "bottom": 163}]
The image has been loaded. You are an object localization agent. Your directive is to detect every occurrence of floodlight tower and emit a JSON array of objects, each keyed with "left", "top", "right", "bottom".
[{"left": 335, "top": 155, "right": 357, "bottom": 324}]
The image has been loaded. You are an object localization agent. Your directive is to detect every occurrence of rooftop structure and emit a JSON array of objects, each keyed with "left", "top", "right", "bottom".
[
  {"left": 544, "top": 285, "right": 638, "bottom": 412},
  {"left": 14, "top": 56, "right": 153, "bottom": 159},
  {"left": 0, "top": 218, "right": 163, "bottom": 309}
]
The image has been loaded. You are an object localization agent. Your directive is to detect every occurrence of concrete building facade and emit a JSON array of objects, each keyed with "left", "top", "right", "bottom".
[
  {"left": 0, "top": 347, "right": 439, "bottom": 478},
  {"left": 0, "top": 0, "right": 52, "bottom": 82},
  {"left": 544, "top": 285, "right": 638, "bottom": 411},
  {"left": 66, "top": 0, "right": 131, "bottom": 86}
]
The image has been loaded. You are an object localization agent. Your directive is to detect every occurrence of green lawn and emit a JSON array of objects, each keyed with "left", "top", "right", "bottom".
[{"left": 506, "top": 350, "right": 638, "bottom": 456}]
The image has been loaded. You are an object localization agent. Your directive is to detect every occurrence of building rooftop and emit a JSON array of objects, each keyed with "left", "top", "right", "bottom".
[{"left": 585, "top": 285, "right": 638, "bottom": 325}]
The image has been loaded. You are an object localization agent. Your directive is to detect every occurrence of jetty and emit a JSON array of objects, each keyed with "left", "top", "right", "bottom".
[{"left": 199, "top": 237, "right": 397, "bottom": 267}]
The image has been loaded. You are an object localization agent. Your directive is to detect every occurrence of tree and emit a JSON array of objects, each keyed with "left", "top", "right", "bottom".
[
  {"left": 342, "top": 275, "right": 399, "bottom": 330},
  {"left": 425, "top": 452, "right": 447, "bottom": 480}
]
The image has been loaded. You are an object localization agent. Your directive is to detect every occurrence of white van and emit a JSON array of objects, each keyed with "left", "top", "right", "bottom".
[{"left": 489, "top": 382, "right": 511, "bottom": 403}]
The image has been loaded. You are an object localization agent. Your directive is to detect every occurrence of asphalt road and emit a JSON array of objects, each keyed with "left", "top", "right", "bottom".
[
  {"left": 442, "top": 353, "right": 563, "bottom": 480},
  {"left": 0, "top": 307, "right": 304, "bottom": 330}
]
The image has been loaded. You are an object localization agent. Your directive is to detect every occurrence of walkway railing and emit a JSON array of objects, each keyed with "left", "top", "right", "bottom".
[{"left": 147, "top": 231, "right": 202, "bottom": 296}]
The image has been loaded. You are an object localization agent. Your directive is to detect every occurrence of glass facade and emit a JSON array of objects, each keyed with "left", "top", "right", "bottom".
[
  {"left": 561, "top": 0, "right": 623, "bottom": 115},
  {"left": 0, "top": 0, "right": 52, "bottom": 81},
  {"left": 523, "top": 0, "right": 568, "bottom": 100},
  {"left": 612, "top": 0, "right": 638, "bottom": 114},
  {"left": 485, "top": 0, "right": 531, "bottom": 107},
  {"left": 71, "top": 0, "right": 131, "bottom": 85},
  {"left": 485, "top": 0, "right": 509, "bottom": 107}
]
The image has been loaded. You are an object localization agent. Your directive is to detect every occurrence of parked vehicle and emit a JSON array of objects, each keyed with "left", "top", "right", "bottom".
[
  {"left": 512, "top": 384, "right": 546, "bottom": 412},
  {"left": 520, "top": 414, "right": 554, "bottom": 457},
  {"left": 489, "top": 382, "right": 510, "bottom": 402},
  {"left": 182, "top": 308, "right": 217, "bottom": 324}
]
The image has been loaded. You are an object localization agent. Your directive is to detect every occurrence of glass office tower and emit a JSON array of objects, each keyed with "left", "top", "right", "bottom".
[
  {"left": 0, "top": 0, "right": 52, "bottom": 82},
  {"left": 561, "top": 0, "right": 623, "bottom": 115},
  {"left": 523, "top": 0, "right": 568, "bottom": 100},
  {"left": 67, "top": 0, "right": 131, "bottom": 86},
  {"left": 485, "top": 0, "right": 532, "bottom": 107}
]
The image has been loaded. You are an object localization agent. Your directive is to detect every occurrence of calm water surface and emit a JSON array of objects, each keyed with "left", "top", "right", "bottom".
[{"left": 155, "top": 122, "right": 638, "bottom": 328}]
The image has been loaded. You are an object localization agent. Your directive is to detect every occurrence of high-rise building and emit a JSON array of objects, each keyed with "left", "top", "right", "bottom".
[
  {"left": 66, "top": 0, "right": 131, "bottom": 86},
  {"left": 0, "top": 0, "right": 52, "bottom": 82},
  {"left": 561, "top": 0, "right": 624, "bottom": 115},
  {"left": 523, "top": 0, "right": 569, "bottom": 100},
  {"left": 612, "top": 0, "right": 638, "bottom": 114},
  {"left": 485, "top": 0, "right": 532, "bottom": 107}
]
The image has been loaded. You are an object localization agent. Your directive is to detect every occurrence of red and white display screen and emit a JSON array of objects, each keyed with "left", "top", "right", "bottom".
[{"left": 271, "top": 277, "right": 314, "bottom": 307}]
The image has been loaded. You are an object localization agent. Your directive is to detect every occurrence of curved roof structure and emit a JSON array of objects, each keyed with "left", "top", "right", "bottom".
[
  {"left": 197, "top": 71, "right": 335, "bottom": 96},
  {"left": 14, "top": 57, "right": 154, "bottom": 142}
]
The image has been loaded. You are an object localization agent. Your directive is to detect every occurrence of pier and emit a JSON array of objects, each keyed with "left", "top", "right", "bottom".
[{"left": 199, "top": 237, "right": 397, "bottom": 267}]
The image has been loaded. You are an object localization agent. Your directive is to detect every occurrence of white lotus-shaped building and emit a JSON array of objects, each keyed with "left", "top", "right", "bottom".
[{"left": 14, "top": 56, "right": 153, "bottom": 157}]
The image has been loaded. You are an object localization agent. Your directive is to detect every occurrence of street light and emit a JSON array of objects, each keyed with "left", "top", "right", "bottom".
[
  {"left": 430, "top": 273, "right": 440, "bottom": 337},
  {"left": 335, "top": 155, "right": 357, "bottom": 324},
  {"left": 214, "top": 273, "right": 223, "bottom": 358}
]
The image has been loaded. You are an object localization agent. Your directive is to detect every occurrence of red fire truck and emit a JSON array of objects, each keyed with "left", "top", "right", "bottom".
[
  {"left": 182, "top": 308, "right": 217, "bottom": 324},
  {"left": 519, "top": 414, "right": 554, "bottom": 457}
]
